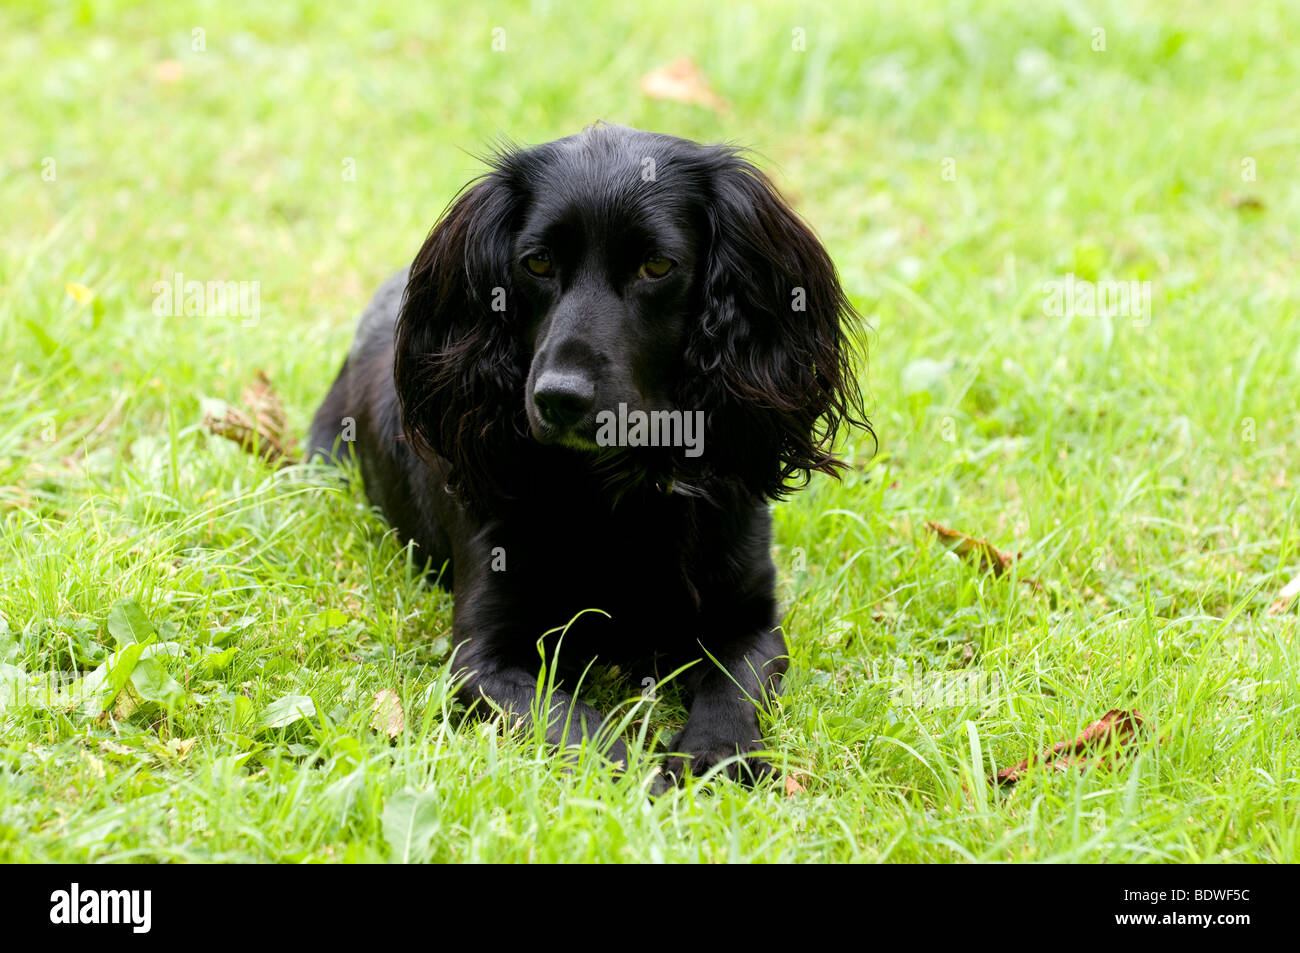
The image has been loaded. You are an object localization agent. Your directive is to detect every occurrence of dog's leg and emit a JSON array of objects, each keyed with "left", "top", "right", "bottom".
[
  {"left": 455, "top": 660, "right": 632, "bottom": 771},
  {"left": 306, "top": 357, "right": 355, "bottom": 463},
  {"left": 659, "top": 626, "right": 787, "bottom": 790}
]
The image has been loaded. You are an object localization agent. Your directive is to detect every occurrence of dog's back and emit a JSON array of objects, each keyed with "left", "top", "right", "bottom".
[{"left": 308, "top": 268, "right": 452, "bottom": 570}]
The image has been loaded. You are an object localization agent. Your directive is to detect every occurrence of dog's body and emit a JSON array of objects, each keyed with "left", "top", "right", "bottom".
[{"left": 309, "top": 125, "right": 866, "bottom": 786}]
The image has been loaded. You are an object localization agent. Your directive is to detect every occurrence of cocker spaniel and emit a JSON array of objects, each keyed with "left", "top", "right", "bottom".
[{"left": 308, "top": 123, "right": 868, "bottom": 788}]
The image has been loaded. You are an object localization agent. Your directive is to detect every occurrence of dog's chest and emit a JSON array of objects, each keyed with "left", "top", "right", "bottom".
[{"left": 505, "top": 495, "right": 710, "bottom": 643}]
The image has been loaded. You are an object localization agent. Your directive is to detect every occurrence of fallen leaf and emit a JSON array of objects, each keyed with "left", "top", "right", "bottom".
[
  {"left": 370, "top": 689, "right": 405, "bottom": 738},
  {"left": 98, "top": 739, "right": 136, "bottom": 758},
  {"left": 165, "top": 737, "right": 197, "bottom": 760},
  {"left": 154, "top": 60, "right": 183, "bottom": 83},
  {"left": 991, "top": 709, "right": 1147, "bottom": 786},
  {"left": 203, "top": 370, "right": 299, "bottom": 467},
  {"left": 784, "top": 773, "right": 806, "bottom": 797},
  {"left": 65, "top": 282, "right": 95, "bottom": 304},
  {"left": 1268, "top": 571, "right": 1300, "bottom": 615},
  {"left": 639, "top": 57, "right": 729, "bottom": 112},
  {"left": 926, "top": 521, "right": 1020, "bottom": 576},
  {"left": 1227, "top": 193, "right": 1264, "bottom": 211}
]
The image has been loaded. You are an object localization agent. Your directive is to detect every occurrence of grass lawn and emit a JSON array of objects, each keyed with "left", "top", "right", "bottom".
[{"left": 1, "top": 0, "right": 1297, "bottom": 863}]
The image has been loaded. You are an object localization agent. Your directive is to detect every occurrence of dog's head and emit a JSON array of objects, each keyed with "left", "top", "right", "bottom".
[{"left": 396, "top": 124, "right": 869, "bottom": 510}]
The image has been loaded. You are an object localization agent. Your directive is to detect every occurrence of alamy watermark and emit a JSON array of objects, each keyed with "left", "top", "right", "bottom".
[
  {"left": 1043, "top": 272, "right": 1151, "bottom": 326},
  {"left": 50, "top": 883, "right": 151, "bottom": 933},
  {"left": 595, "top": 403, "right": 704, "bottom": 457},
  {"left": 876, "top": 659, "right": 1002, "bottom": 713},
  {"left": 152, "top": 272, "right": 260, "bottom": 326}
]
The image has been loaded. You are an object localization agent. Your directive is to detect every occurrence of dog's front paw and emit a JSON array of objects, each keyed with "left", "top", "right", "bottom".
[{"left": 658, "top": 727, "right": 775, "bottom": 790}]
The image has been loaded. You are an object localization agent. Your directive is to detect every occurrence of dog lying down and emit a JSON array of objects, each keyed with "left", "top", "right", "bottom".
[{"left": 308, "top": 123, "right": 869, "bottom": 789}]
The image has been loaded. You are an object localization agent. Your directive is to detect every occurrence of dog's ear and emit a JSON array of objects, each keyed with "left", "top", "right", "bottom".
[
  {"left": 394, "top": 172, "right": 525, "bottom": 510},
  {"left": 684, "top": 152, "right": 870, "bottom": 498}
]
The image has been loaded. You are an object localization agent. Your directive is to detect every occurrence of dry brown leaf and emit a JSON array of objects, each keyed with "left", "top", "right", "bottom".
[
  {"left": 1267, "top": 571, "right": 1300, "bottom": 615},
  {"left": 370, "top": 689, "right": 405, "bottom": 739},
  {"left": 926, "top": 521, "right": 1020, "bottom": 576},
  {"left": 991, "top": 709, "right": 1147, "bottom": 786},
  {"left": 98, "top": 739, "right": 135, "bottom": 758},
  {"left": 639, "top": 57, "right": 729, "bottom": 112},
  {"left": 784, "top": 773, "right": 806, "bottom": 797},
  {"left": 165, "top": 737, "right": 197, "bottom": 760},
  {"left": 203, "top": 370, "right": 299, "bottom": 467},
  {"left": 154, "top": 60, "right": 184, "bottom": 83}
]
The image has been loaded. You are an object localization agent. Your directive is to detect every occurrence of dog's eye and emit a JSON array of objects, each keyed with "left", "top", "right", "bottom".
[
  {"left": 639, "top": 257, "right": 674, "bottom": 279},
  {"left": 524, "top": 253, "right": 553, "bottom": 277}
]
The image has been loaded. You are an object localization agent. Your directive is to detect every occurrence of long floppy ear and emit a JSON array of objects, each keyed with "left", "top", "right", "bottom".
[
  {"left": 682, "top": 151, "right": 870, "bottom": 499},
  {"left": 394, "top": 171, "right": 525, "bottom": 511}
]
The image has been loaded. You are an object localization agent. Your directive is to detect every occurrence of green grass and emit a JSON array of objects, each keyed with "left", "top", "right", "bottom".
[{"left": 2, "top": 0, "right": 1298, "bottom": 862}]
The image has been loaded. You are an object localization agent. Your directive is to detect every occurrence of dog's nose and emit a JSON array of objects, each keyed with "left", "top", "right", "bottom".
[{"left": 533, "top": 373, "right": 595, "bottom": 429}]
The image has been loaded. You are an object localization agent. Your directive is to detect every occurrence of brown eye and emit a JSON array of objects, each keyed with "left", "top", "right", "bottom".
[
  {"left": 639, "top": 257, "right": 674, "bottom": 279},
  {"left": 525, "top": 253, "right": 553, "bottom": 277}
]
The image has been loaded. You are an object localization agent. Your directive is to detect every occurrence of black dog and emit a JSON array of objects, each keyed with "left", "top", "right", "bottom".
[{"left": 308, "top": 124, "right": 868, "bottom": 787}]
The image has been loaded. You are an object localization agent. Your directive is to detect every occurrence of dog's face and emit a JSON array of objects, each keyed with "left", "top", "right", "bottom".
[
  {"left": 395, "top": 124, "right": 868, "bottom": 510},
  {"left": 511, "top": 135, "right": 705, "bottom": 449}
]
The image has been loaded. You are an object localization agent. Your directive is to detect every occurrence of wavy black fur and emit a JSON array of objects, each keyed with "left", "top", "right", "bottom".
[{"left": 309, "top": 124, "right": 870, "bottom": 789}]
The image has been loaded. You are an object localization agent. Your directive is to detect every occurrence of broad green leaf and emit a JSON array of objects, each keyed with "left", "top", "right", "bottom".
[
  {"left": 0, "top": 663, "right": 26, "bottom": 710},
  {"left": 58, "top": 636, "right": 154, "bottom": 717},
  {"left": 320, "top": 609, "right": 349, "bottom": 629},
  {"left": 137, "top": 642, "right": 185, "bottom": 659},
  {"left": 382, "top": 790, "right": 442, "bottom": 863},
  {"left": 107, "top": 600, "right": 157, "bottom": 648},
  {"left": 259, "top": 693, "right": 316, "bottom": 729},
  {"left": 197, "top": 646, "right": 237, "bottom": 676},
  {"left": 24, "top": 319, "right": 58, "bottom": 356},
  {"left": 228, "top": 694, "right": 256, "bottom": 732},
  {"left": 101, "top": 638, "right": 155, "bottom": 710},
  {"left": 129, "top": 656, "right": 185, "bottom": 706}
]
